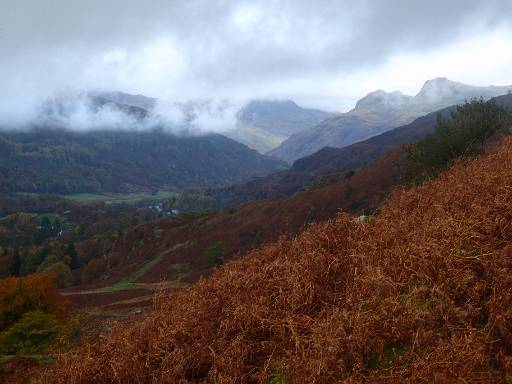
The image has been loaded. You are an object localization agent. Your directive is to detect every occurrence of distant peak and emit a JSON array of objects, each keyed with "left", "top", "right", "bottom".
[
  {"left": 427, "top": 76, "right": 450, "bottom": 83},
  {"left": 356, "top": 89, "right": 389, "bottom": 104},
  {"left": 354, "top": 89, "right": 411, "bottom": 111},
  {"left": 416, "top": 77, "right": 464, "bottom": 97}
]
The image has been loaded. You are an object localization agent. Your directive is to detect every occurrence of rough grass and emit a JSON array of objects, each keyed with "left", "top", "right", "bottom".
[{"left": 44, "top": 139, "right": 512, "bottom": 383}]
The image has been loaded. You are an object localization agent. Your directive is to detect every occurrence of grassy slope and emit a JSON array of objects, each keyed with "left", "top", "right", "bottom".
[{"left": 46, "top": 138, "right": 512, "bottom": 383}]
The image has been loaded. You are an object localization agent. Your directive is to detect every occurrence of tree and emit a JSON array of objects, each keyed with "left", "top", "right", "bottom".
[
  {"left": 405, "top": 99, "right": 511, "bottom": 183},
  {"left": 10, "top": 249, "right": 21, "bottom": 276},
  {"left": 53, "top": 217, "right": 62, "bottom": 236},
  {"left": 66, "top": 242, "right": 80, "bottom": 269},
  {"left": 81, "top": 258, "right": 106, "bottom": 283},
  {"left": 20, "top": 249, "right": 42, "bottom": 276},
  {"left": 41, "top": 262, "right": 74, "bottom": 288},
  {"left": 36, "top": 255, "right": 59, "bottom": 274},
  {"left": 0, "top": 253, "right": 13, "bottom": 278},
  {"left": 0, "top": 310, "right": 60, "bottom": 355},
  {"left": 41, "top": 216, "right": 51, "bottom": 231},
  {"left": 0, "top": 274, "right": 65, "bottom": 332}
]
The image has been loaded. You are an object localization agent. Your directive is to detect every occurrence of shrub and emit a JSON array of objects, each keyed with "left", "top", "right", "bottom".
[
  {"left": 202, "top": 241, "right": 228, "bottom": 268},
  {"left": 405, "top": 98, "right": 511, "bottom": 183},
  {"left": 305, "top": 207, "right": 317, "bottom": 222},
  {"left": 0, "top": 310, "right": 60, "bottom": 355},
  {"left": 169, "top": 263, "right": 192, "bottom": 280}
]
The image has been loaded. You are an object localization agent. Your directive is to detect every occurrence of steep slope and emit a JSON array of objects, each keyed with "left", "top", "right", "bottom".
[
  {"left": 49, "top": 137, "right": 512, "bottom": 383},
  {"left": 270, "top": 78, "right": 512, "bottom": 162},
  {"left": 224, "top": 100, "right": 337, "bottom": 153},
  {"left": 0, "top": 128, "right": 286, "bottom": 194},
  {"left": 211, "top": 92, "right": 512, "bottom": 206}
]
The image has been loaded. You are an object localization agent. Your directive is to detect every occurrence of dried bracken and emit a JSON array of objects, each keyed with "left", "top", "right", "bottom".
[{"left": 45, "top": 138, "right": 512, "bottom": 383}]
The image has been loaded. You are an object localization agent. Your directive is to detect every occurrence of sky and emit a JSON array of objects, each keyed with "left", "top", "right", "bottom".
[{"left": 1, "top": 0, "right": 512, "bottom": 127}]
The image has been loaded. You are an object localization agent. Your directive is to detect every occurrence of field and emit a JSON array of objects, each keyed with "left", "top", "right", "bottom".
[
  {"left": 61, "top": 191, "right": 179, "bottom": 203},
  {"left": 16, "top": 191, "right": 179, "bottom": 204}
]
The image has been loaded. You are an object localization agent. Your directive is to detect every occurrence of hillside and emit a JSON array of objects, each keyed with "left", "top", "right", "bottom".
[
  {"left": 0, "top": 128, "right": 286, "bottom": 194},
  {"left": 66, "top": 144, "right": 404, "bottom": 293},
  {"left": 209, "top": 92, "right": 512, "bottom": 207},
  {"left": 270, "top": 78, "right": 512, "bottom": 162},
  {"left": 224, "top": 100, "right": 336, "bottom": 153},
  {"left": 47, "top": 135, "right": 512, "bottom": 383}
]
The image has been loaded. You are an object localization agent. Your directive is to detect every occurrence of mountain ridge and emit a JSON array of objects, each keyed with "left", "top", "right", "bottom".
[
  {"left": 0, "top": 127, "right": 286, "bottom": 194},
  {"left": 209, "top": 92, "right": 512, "bottom": 207},
  {"left": 269, "top": 78, "right": 512, "bottom": 162}
]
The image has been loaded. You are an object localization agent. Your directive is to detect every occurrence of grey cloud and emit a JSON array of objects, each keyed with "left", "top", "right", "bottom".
[{"left": 0, "top": 0, "right": 511, "bottom": 127}]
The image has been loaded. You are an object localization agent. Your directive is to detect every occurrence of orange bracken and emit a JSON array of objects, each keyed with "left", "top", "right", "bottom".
[{"left": 45, "top": 138, "right": 512, "bottom": 383}]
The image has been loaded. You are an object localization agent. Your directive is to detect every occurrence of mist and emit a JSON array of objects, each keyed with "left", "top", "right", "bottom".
[
  {"left": 32, "top": 91, "right": 240, "bottom": 135},
  {"left": 1, "top": 0, "right": 512, "bottom": 131}
]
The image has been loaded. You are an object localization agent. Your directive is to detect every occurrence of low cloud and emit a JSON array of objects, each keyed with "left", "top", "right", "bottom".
[
  {"left": 33, "top": 91, "right": 240, "bottom": 135},
  {"left": 0, "top": 0, "right": 511, "bottom": 128}
]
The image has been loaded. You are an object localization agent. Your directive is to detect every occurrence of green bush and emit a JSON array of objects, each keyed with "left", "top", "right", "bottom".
[
  {"left": 41, "top": 262, "right": 74, "bottom": 288},
  {"left": 203, "top": 242, "right": 228, "bottom": 268},
  {"left": 36, "top": 255, "right": 59, "bottom": 274},
  {"left": 405, "top": 98, "right": 511, "bottom": 183},
  {"left": 0, "top": 310, "right": 60, "bottom": 355}
]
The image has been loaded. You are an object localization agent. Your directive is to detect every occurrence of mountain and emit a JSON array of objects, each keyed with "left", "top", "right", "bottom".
[
  {"left": 90, "top": 91, "right": 158, "bottom": 110},
  {"left": 224, "top": 100, "right": 337, "bottom": 153},
  {"left": 77, "top": 93, "right": 337, "bottom": 154},
  {"left": 0, "top": 128, "right": 286, "bottom": 194},
  {"left": 238, "top": 100, "right": 336, "bottom": 137},
  {"left": 269, "top": 78, "right": 512, "bottom": 162},
  {"left": 208, "top": 92, "right": 512, "bottom": 206},
  {"left": 89, "top": 93, "right": 337, "bottom": 154}
]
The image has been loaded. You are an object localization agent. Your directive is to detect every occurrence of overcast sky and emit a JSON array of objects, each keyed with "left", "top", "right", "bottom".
[{"left": 1, "top": 0, "right": 512, "bottom": 125}]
